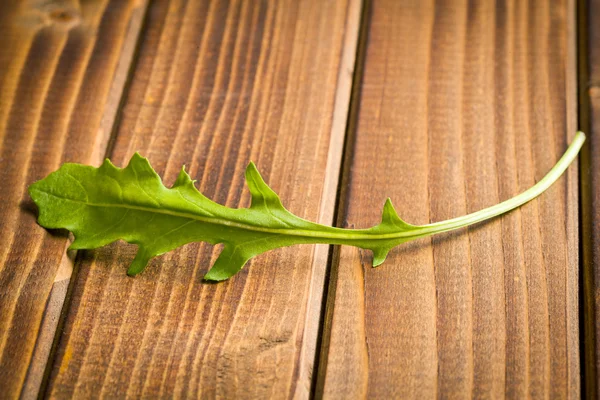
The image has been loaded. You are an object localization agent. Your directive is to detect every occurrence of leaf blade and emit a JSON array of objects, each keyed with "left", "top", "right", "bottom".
[{"left": 28, "top": 131, "right": 585, "bottom": 281}]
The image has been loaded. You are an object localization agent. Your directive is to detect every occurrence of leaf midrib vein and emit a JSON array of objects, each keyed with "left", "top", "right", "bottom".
[{"left": 32, "top": 188, "right": 426, "bottom": 241}]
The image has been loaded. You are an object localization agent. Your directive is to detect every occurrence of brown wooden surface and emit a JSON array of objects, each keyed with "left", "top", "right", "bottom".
[
  {"left": 583, "top": 0, "right": 600, "bottom": 396},
  {"left": 46, "top": 0, "right": 361, "bottom": 398},
  {"left": 0, "top": 0, "right": 588, "bottom": 397},
  {"left": 0, "top": 0, "right": 148, "bottom": 397},
  {"left": 318, "top": 0, "right": 580, "bottom": 398}
]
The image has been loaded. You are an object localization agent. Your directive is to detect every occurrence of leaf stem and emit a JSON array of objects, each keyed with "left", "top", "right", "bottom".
[
  {"left": 37, "top": 132, "right": 585, "bottom": 245},
  {"left": 406, "top": 130, "right": 586, "bottom": 239}
]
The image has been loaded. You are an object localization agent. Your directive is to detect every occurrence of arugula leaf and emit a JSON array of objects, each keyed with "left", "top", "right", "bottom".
[{"left": 28, "top": 131, "right": 586, "bottom": 281}]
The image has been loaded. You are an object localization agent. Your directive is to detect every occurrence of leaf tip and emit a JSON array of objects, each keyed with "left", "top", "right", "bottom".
[
  {"left": 100, "top": 157, "right": 116, "bottom": 170},
  {"left": 127, "top": 247, "right": 152, "bottom": 276},
  {"left": 372, "top": 246, "right": 392, "bottom": 267},
  {"left": 244, "top": 161, "right": 285, "bottom": 211},
  {"left": 382, "top": 197, "right": 399, "bottom": 222},
  {"left": 203, "top": 266, "right": 232, "bottom": 282},
  {"left": 129, "top": 152, "right": 152, "bottom": 168},
  {"left": 173, "top": 165, "right": 196, "bottom": 189},
  {"left": 379, "top": 197, "right": 414, "bottom": 230},
  {"left": 245, "top": 161, "right": 260, "bottom": 180},
  {"left": 383, "top": 197, "right": 396, "bottom": 209},
  {"left": 27, "top": 180, "right": 40, "bottom": 198}
]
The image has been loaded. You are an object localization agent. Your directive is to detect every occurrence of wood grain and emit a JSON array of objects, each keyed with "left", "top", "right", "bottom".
[
  {"left": 46, "top": 0, "right": 361, "bottom": 398},
  {"left": 0, "top": 0, "right": 148, "bottom": 397},
  {"left": 582, "top": 0, "right": 600, "bottom": 396},
  {"left": 318, "top": 0, "right": 580, "bottom": 398}
]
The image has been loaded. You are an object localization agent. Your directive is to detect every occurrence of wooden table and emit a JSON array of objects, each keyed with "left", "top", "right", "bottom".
[{"left": 0, "top": 0, "right": 597, "bottom": 398}]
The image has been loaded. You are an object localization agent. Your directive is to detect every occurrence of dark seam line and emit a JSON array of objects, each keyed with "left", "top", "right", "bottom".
[
  {"left": 37, "top": 1, "right": 154, "bottom": 398},
  {"left": 311, "top": 0, "right": 372, "bottom": 398},
  {"left": 576, "top": 0, "right": 596, "bottom": 397}
]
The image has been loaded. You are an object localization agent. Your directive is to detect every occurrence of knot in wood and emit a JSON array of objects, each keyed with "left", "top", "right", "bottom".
[
  {"left": 18, "top": 1, "right": 81, "bottom": 30},
  {"left": 48, "top": 8, "right": 79, "bottom": 26}
]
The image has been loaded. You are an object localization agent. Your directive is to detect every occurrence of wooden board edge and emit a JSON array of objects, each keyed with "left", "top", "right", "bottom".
[
  {"left": 577, "top": 0, "right": 598, "bottom": 397},
  {"left": 18, "top": 2, "right": 150, "bottom": 398},
  {"left": 313, "top": 0, "right": 371, "bottom": 396},
  {"left": 292, "top": 0, "right": 363, "bottom": 396},
  {"left": 566, "top": 0, "right": 581, "bottom": 397}
]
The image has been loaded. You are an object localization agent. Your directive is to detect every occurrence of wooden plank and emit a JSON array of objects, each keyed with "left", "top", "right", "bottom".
[
  {"left": 0, "top": 0, "right": 148, "bottom": 397},
  {"left": 581, "top": 0, "right": 600, "bottom": 396},
  {"left": 46, "top": 0, "right": 361, "bottom": 397},
  {"left": 317, "top": 0, "right": 579, "bottom": 397}
]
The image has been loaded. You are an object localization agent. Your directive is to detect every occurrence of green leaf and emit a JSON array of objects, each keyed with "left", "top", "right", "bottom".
[{"left": 28, "top": 131, "right": 586, "bottom": 281}]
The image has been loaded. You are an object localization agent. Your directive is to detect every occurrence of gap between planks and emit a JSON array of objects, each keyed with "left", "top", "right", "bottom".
[
  {"left": 43, "top": 0, "right": 365, "bottom": 398},
  {"left": 295, "top": 0, "right": 364, "bottom": 397},
  {"left": 314, "top": 0, "right": 372, "bottom": 396},
  {"left": 21, "top": 2, "right": 151, "bottom": 398},
  {"left": 578, "top": 0, "right": 599, "bottom": 398}
]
